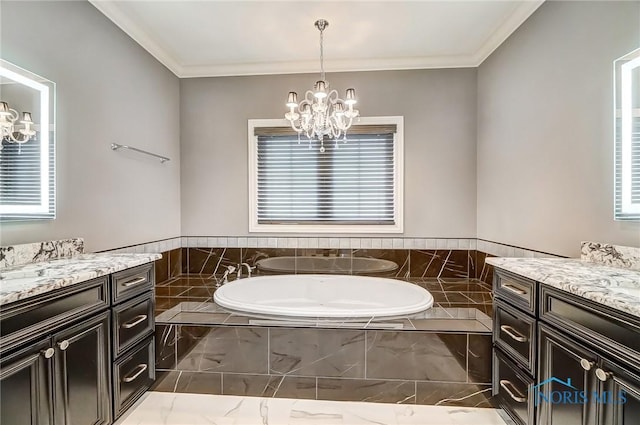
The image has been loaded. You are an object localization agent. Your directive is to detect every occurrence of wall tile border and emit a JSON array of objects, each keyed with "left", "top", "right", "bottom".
[
  {"left": 95, "top": 236, "right": 563, "bottom": 260},
  {"left": 1, "top": 236, "right": 564, "bottom": 263}
]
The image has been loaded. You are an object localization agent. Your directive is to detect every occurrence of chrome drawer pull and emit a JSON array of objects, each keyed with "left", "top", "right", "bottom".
[
  {"left": 500, "top": 325, "right": 528, "bottom": 343},
  {"left": 500, "top": 379, "right": 527, "bottom": 403},
  {"left": 503, "top": 284, "right": 526, "bottom": 295},
  {"left": 123, "top": 363, "right": 148, "bottom": 383},
  {"left": 122, "top": 315, "right": 148, "bottom": 329},
  {"left": 42, "top": 348, "right": 55, "bottom": 359},
  {"left": 58, "top": 340, "right": 70, "bottom": 351},
  {"left": 122, "top": 276, "right": 146, "bottom": 287}
]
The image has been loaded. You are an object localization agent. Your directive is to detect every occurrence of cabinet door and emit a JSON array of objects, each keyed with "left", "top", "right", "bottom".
[
  {"left": 538, "top": 324, "right": 598, "bottom": 425},
  {"left": 0, "top": 339, "right": 53, "bottom": 425},
  {"left": 0, "top": 339, "right": 54, "bottom": 425},
  {"left": 52, "top": 311, "right": 111, "bottom": 425},
  {"left": 598, "top": 359, "right": 640, "bottom": 425}
]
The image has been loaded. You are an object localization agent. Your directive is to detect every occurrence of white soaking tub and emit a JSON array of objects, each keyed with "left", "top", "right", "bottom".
[{"left": 213, "top": 274, "right": 433, "bottom": 318}]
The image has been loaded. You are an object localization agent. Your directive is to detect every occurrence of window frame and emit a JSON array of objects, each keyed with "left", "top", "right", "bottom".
[{"left": 248, "top": 116, "right": 404, "bottom": 233}]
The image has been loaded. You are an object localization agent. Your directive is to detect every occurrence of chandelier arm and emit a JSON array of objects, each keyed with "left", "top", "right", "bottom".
[
  {"left": 5, "top": 131, "right": 30, "bottom": 144},
  {"left": 303, "top": 90, "right": 315, "bottom": 103},
  {"left": 327, "top": 89, "right": 340, "bottom": 105},
  {"left": 288, "top": 121, "right": 304, "bottom": 134},
  {"left": 7, "top": 108, "right": 19, "bottom": 123}
]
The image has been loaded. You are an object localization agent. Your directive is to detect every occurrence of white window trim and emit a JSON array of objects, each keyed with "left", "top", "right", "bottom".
[{"left": 248, "top": 116, "right": 404, "bottom": 234}]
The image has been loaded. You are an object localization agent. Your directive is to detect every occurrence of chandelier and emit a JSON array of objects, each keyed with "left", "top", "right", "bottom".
[
  {"left": 284, "top": 19, "right": 359, "bottom": 152},
  {"left": 0, "top": 101, "right": 36, "bottom": 151}
]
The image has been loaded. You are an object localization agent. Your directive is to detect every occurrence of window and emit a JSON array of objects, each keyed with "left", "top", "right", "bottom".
[
  {"left": 248, "top": 117, "right": 403, "bottom": 233},
  {"left": 0, "top": 60, "right": 55, "bottom": 221},
  {"left": 614, "top": 48, "right": 640, "bottom": 220}
]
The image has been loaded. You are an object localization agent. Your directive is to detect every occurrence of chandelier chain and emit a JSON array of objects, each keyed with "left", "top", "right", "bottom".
[{"left": 319, "top": 26, "right": 325, "bottom": 81}]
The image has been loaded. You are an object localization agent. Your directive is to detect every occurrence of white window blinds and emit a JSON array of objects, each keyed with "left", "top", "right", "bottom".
[
  {"left": 0, "top": 134, "right": 55, "bottom": 220},
  {"left": 255, "top": 126, "right": 397, "bottom": 225}
]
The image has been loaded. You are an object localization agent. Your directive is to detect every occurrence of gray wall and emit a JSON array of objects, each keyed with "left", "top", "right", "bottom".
[
  {"left": 180, "top": 69, "right": 478, "bottom": 238},
  {"left": 477, "top": 0, "right": 640, "bottom": 257},
  {"left": 0, "top": 1, "right": 181, "bottom": 252}
]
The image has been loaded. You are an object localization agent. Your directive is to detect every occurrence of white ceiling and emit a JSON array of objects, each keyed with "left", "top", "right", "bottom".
[{"left": 89, "top": 0, "right": 544, "bottom": 78}]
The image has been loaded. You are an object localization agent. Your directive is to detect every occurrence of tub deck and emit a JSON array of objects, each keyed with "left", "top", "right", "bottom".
[
  {"left": 153, "top": 276, "right": 495, "bottom": 408},
  {"left": 156, "top": 275, "right": 493, "bottom": 332}
]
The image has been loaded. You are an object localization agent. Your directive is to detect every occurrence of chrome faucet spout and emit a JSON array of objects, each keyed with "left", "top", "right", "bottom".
[{"left": 240, "top": 262, "right": 255, "bottom": 278}]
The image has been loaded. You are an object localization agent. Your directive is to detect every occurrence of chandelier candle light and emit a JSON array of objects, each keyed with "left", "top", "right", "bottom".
[
  {"left": 284, "top": 19, "right": 359, "bottom": 152},
  {"left": 0, "top": 101, "right": 36, "bottom": 151}
]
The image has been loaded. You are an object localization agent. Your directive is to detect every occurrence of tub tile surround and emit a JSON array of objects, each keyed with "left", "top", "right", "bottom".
[
  {"left": 152, "top": 322, "right": 494, "bottom": 407},
  {"left": 178, "top": 247, "right": 484, "bottom": 280},
  {"left": 0, "top": 237, "right": 84, "bottom": 269}
]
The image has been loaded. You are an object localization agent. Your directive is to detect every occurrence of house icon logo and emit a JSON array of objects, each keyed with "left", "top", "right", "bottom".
[
  {"left": 532, "top": 377, "right": 577, "bottom": 391},
  {"left": 533, "top": 376, "right": 627, "bottom": 406}
]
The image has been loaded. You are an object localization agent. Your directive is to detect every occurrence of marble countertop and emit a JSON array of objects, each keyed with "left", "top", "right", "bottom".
[
  {"left": 0, "top": 253, "right": 161, "bottom": 306},
  {"left": 486, "top": 257, "right": 640, "bottom": 318}
]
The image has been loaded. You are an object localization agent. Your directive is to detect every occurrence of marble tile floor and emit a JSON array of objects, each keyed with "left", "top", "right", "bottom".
[{"left": 116, "top": 392, "right": 511, "bottom": 425}]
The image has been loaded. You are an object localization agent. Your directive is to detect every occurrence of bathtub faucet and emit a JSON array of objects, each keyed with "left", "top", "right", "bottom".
[
  {"left": 216, "top": 265, "right": 236, "bottom": 288},
  {"left": 237, "top": 262, "right": 256, "bottom": 279}
]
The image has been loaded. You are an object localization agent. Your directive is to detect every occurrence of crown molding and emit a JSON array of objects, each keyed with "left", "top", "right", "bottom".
[
  {"left": 178, "top": 56, "right": 478, "bottom": 78},
  {"left": 90, "top": 0, "right": 545, "bottom": 78},
  {"left": 472, "top": 0, "right": 545, "bottom": 66},
  {"left": 88, "top": 0, "right": 184, "bottom": 77}
]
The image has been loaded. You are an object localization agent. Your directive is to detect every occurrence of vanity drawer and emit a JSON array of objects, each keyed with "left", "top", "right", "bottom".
[
  {"left": 539, "top": 284, "right": 640, "bottom": 371},
  {"left": 0, "top": 277, "right": 109, "bottom": 355},
  {"left": 113, "top": 292, "right": 154, "bottom": 357},
  {"left": 111, "top": 264, "right": 154, "bottom": 304},
  {"left": 494, "top": 270, "right": 537, "bottom": 315},
  {"left": 494, "top": 300, "right": 536, "bottom": 374},
  {"left": 493, "top": 349, "right": 535, "bottom": 425},
  {"left": 113, "top": 337, "right": 155, "bottom": 419}
]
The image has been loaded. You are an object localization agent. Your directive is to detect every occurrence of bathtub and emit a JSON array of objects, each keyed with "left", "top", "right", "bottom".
[
  {"left": 255, "top": 256, "right": 398, "bottom": 274},
  {"left": 213, "top": 274, "right": 433, "bottom": 318}
]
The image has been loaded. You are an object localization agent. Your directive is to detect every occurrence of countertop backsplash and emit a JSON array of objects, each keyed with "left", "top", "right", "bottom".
[
  {"left": 581, "top": 241, "right": 640, "bottom": 271},
  {"left": 0, "top": 238, "right": 85, "bottom": 269}
]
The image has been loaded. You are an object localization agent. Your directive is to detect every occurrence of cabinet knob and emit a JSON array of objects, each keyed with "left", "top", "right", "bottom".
[
  {"left": 42, "top": 348, "right": 55, "bottom": 359},
  {"left": 595, "top": 368, "right": 612, "bottom": 382},
  {"left": 580, "top": 358, "right": 595, "bottom": 371},
  {"left": 58, "top": 340, "right": 70, "bottom": 351}
]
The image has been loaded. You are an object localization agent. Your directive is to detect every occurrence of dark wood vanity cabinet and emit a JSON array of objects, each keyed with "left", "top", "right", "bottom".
[
  {"left": 0, "top": 310, "right": 111, "bottom": 425},
  {"left": 0, "top": 262, "right": 156, "bottom": 425},
  {"left": 493, "top": 268, "right": 640, "bottom": 425}
]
